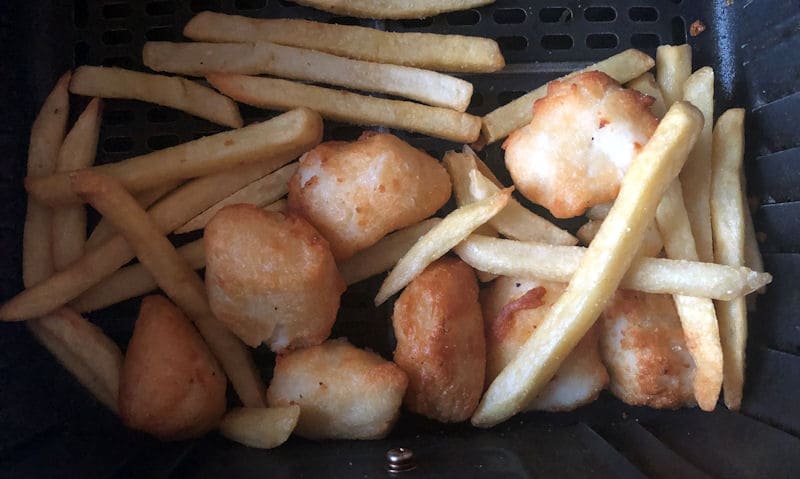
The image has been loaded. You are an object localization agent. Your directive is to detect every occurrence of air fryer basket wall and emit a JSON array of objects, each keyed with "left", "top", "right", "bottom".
[{"left": 1, "top": 1, "right": 799, "bottom": 477}]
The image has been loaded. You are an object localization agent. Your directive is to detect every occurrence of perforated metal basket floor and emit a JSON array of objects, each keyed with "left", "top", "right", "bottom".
[{"left": 1, "top": 1, "right": 800, "bottom": 478}]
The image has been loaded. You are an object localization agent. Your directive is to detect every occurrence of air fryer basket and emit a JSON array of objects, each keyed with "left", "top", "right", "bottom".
[{"left": 1, "top": 1, "right": 799, "bottom": 477}]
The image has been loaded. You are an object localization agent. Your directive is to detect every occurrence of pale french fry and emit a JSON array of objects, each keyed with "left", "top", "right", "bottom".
[
  {"left": 52, "top": 98, "right": 102, "bottom": 271},
  {"left": 219, "top": 406, "right": 300, "bottom": 449},
  {"left": 576, "top": 220, "right": 601, "bottom": 245},
  {"left": 69, "top": 66, "right": 242, "bottom": 128},
  {"left": 578, "top": 218, "right": 663, "bottom": 257},
  {"left": 27, "top": 108, "right": 322, "bottom": 206},
  {"left": 626, "top": 72, "right": 667, "bottom": 118},
  {"left": 144, "top": 42, "right": 473, "bottom": 112},
  {"left": 479, "top": 49, "right": 654, "bottom": 145},
  {"left": 293, "top": 0, "right": 493, "bottom": 19},
  {"left": 655, "top": 45, "right": 692, "bottom": 108},
  {"left": 681, "top": 67, "right": 715, "bottom": 263},
  {"left": 375, "top": 189, "right": 511, "bottom": 305},
  {"left": 710, "top": 108, "right": 747, "bottom": 410},
  {"left": 338, "top": 218, "right": 441, "bottom": 285},
  {"left": 71, "top": 171, "right": 266, "bottom": 408},
  {"left": 471, "top": 102, "right": 704, "bottom": 427},
  {"left": 175, "top": 162, "right": 298, "bottom": 234},
  {"left": 585, "top": 202, "right": 613, "bottom": 220},
  {"left": 741, "top": 178, "right": 765, "bottom": 296},
  {"left": 656, "top": 180, "right": 723, "bottom": 411},
  {"left": 183, "top": 12, "right": 504, "bottom": 73},
  {"left": 27, "top": 308, "right": 123, "bottom": 412},
  {"left": 207, "top": 75, "right": 480, "bottom": 144},
  {"left": 72, "top": 239, "right": 206, "bottom": 313}
]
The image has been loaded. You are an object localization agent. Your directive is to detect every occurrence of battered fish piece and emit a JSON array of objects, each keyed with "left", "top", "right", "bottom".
[
  {"left": 392, "top": 258, "right": 485, "bottom": 422},
  {"left": 601, "top": 290, "right": 696, "bottom": 409},
  {"left": 205, "top": 204, "right": 345, "bottom": 351},
  {"left": 288, "top": 132, "right": 451, "bottom": 260},
  {"left": 503, "top": 71, "right": 659, "bottom": 218},
  {"left": 266, "top": 338, "right": 408, "bottom": 440},
  {"left": 119, "top": 295, "right": 226, "bottom": 441},
  {"left": 481, "top": 277, "right": 608, "bottom": 412}
]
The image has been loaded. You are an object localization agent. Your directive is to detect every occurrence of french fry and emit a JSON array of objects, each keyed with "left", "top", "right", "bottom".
[
  {"left": 71, "top": 171, "right": 266, "bottom": 408},
  {"left": 741, "top": 176, "right": 765, "bottom": 297},
  {"left": 175, "top": 162, "right": 298, "bottom": 234},
  {"left": 471, "top": 102, "right": 704, "bottom": 427},
  {"left": 144, "top": 42, "right": 473, "bottom": 112},
  {"left": 292, "top": 0, "right": 493, "bottom": 19},
  {"left": 479, "top": 49, "right": 654, "bottom": 146},
  {"left": 219, "top": 406, "right": 300, "bottom": 449},
  {"left": 207, "top": 75, "right": 481, "bottom": 144},
  {"left": 52, "top": 98, "right": 102, "bottom": 270},
  {"left": 375, "top": 188, "right": 511, "bottom": 305},
  {"left": 338, "top": 218, "right": 441, "bottom": 285},
  {"left": 655, "top": 45, "right": 692, "bottom": 108},
  {"left": 69, "top": 66, "right": 242, "bottom": 128},
  {"left": 585, "top": 202, "right": 613, "bottom": 220},
  {"left": 626, "top": 72, "right": 667, "bottom": 118},
  {"left": 579, "top": 218, "right": 663, "bottom": 257},
  {"left": 183, "top": 12, "right": 504, "bottom": 73},
  {"left": 710, "top": 108, "right": 747, "bottom": 410}
]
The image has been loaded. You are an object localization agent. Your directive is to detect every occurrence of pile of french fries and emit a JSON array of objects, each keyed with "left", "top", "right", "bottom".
[{"left": 4, "top": 5, "right": 770, "bottom": 449}]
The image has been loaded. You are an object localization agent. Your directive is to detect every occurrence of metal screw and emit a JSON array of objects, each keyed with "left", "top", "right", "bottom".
[{"left": 386, "top": 447, "right": 416, "bottom": 473}]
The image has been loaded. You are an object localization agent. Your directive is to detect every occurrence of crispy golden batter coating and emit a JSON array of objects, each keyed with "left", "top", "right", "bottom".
[
  {"left": 287, "top": 132, "right": 451, "bottom": 260},
  {"left": 266, "top": 338, "right": 408, "bottom": 440},
  {"left": 481, "top": 277, "right": 608, "bottom": 411},
  {"left": 205, "top": 204, "right": 344, "bottom": 351},
  {"left": 503, "top": 71, "right": 659, "bottom": 218},
  {"left": 119, "top": 295, "right": 226, "bottom": 441},
  {"left": 601, "top": 290, "right": 696, "bottom": 409},
  {"left": 392, "top": 257, "right": 485, "bottom": 422}
]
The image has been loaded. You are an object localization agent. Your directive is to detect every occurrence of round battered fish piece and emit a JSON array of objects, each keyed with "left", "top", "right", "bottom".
[
  {"left": 288, "top": 132, "right": 452, "bottom": 260},
  {"left": 481, "top": 277, "right": 608, "bottom": 412},
  {"left": 119, "top": 295, "right": 226, "bottom": 441},
  {"left": 503, "top": 71, "right": 659, "bottom": 218},
  {"left": 601, "top": 290, "right": 696, "bottom": 409},
  {"left": 392, "top": 257, "right": 485, "bottom": 422},
  {"left": 205, "top": 204, "right": 345, "bottom": 352},
  {"left": 266, "top": 338, "right": 408, "bottom": 440}
]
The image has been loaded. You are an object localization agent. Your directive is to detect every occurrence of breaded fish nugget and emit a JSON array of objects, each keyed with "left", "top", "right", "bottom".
[
  {"left": 503, "top": 71, "right": 658, "bottom": 218},
  {"left": 392, "top": 258, "right": 485, "bottom": 422},
  {"left": 288, "top": 132, "right": 451, "bottom": 260},
  {"left": 205, "top": 204, "right": 344, "bottom": 351},
  {"left": 266, "top": 338, "right": 408, "bottom": 440}
]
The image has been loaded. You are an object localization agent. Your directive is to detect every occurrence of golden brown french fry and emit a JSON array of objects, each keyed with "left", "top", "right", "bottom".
[
  {"left": 144, "top": 41, "right": 473, "bottom": 112},
  {"left": 175, "top": 162, "right": 298, "bottom": 234},
  {"left": 656, "top": 45, "right": 692, "bottom": 108},
  {"left": 626, "top": 72, "right": 667, "bottom": 118},
  {"left": 375, "top": 189, "right": 511, "bottom": 305},
  {"left": 72, "top": 239, "right": 206, "bottom": 313},
  {"left": 207, "top": 74, "right": 480, "bottom": 144},
  {"left": 183, "top": 12, "right": 504, "bottom": 73},
  {"left": 480, "top": 49, "right": 654, "bottom": 146},
  {"left": 69, "top": 66, "right": 242, "bottom": 128},
  {"left": 219, "top": 406, "right": 300, "bottom": 449},
  {"left": 338, "top": 218, "right": 441, "bottom": 285},
  {"left": 293, "top": 0, "right": 493, "bottom": 19},
  {"left": 710, "top": 108, "right": 747, "bottom": 410},
  {"left": 471, "top": 102, "right": 704, "bottom": 427},
  {"left": 71, "top": 171, "right": 266, "bottom": 408},
  {"left": 27, "top": 108, "right": 322, "bottom": 206}
]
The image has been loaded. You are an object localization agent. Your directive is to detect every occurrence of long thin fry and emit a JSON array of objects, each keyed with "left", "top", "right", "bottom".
[
  {"left": 70, "top": 66, "right": 242, "bottom": 128},
  {"left": 710, "top": 108, "right": 747, "bottom": 410},
  {"left": 144, "top": 41, "right": 473, "bottom": 111},
  {"left": 183, "top": 12, "right": 504, "bottom": 73},
  {"left": 480, "top": 49, "right": 654, "bottom": 145},
  {"left": 219, "top": 406, "right": 300, "bottom": 449},
  {"left": 375, "top": 189, "right": 511, "bottom": 305},
  {"left": 577, "top": 219, "right": 664, "bottom": 258},
  {"left": 207, "top": 74, "right": 480, "bottom": 143},
  {"left": 626, "top": 72, "right": 667, "bottom": 118},
  {"left": 741, "top": 177, "right": 765, "bottom": 295},
  {"left": 655, "top": 45, "right": 692, "bottom": 108},
  {"left": 471, "top": 102, "right": 704, "bottom": 427},
  {"left": 293, "top": 0, "right": 493, "bottom": 19},
  {"left": 27, "top": 108, "right": 322, "bottom": 206},
  {"left": 71, "top": 171, "right": 266, "bottom": 408}
]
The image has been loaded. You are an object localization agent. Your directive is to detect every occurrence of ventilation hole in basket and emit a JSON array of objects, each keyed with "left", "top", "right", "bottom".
[
  {"left": 539, "top": 7, "right": 571, "bottom": 23},
  {"left": 102, "top": 3, "right": 131, "bottom": 19},
  {"left": 541, "top": 34, "right": 573, "bottom": 50},
  {"left": 672, "top": 16, "right": 687, "bottom": 44},
  {"left": 493, "top": 8, "right": 525, "bottom": 24},
  {"left": 74, "top": 41, "right": 90, "bottom": 65},
  {"left": 190, "top": 0, "right": 221, "bottom": 13},
  {"left": 105, "top": 109, "right": 134, "bottom": 126},
  {"left": 147, "top": 134, "right": 181, "bottom": 150},
  {"left": 584, "top": 6, "right": 616, "bottom": 22},
  {"left": 327, "top": 17, "right": 361, "bottom": 25},
  {"left": 586, "top": 33, "right": 618, "bottom": 49},
  {"left": 145, "top": 26, "right": 176, "bottom": 41},
  {"left": 330, "top": 125, "right": 363, "bottom": 141},
  {"left": 146, "top": 1, "right": 175, "bottom": 16},
  {"left": 102, "top": 29, "right": 133, "bottom": 46},
  {"left": 103, "top": 137, "right": 134, "bottom": 153},
  {"left": 101, "top": 56, "right": 134, "bottom": 68},
  {"left": 446, "top": 10, "right": 480, "bottom": 26},
  {"left": 147, "top": 107, "right": 180, "bottom": 123},
  {"left": 631, "top": 33, "right": 661, "bottom": 49},
  {"left": 73, "top": 0, "right": 88, "bottom": 28},
  {"left": 469, "top": 92, "right": 484, "bottom": 108},
  {"left": 497, "top": 36, "right": 528, "bottom": 52},
  {"left": 497, "top": 91, "right": 526, "bottom": 106},
  {"left": 629, "top": 6, "right": 658, "bottom": 22},
  {"left": 235, "top": 0, "right": 266, "bottom": 9},
  {"left": 400, "top": 18, "right": 434, "bottom": 28}
]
